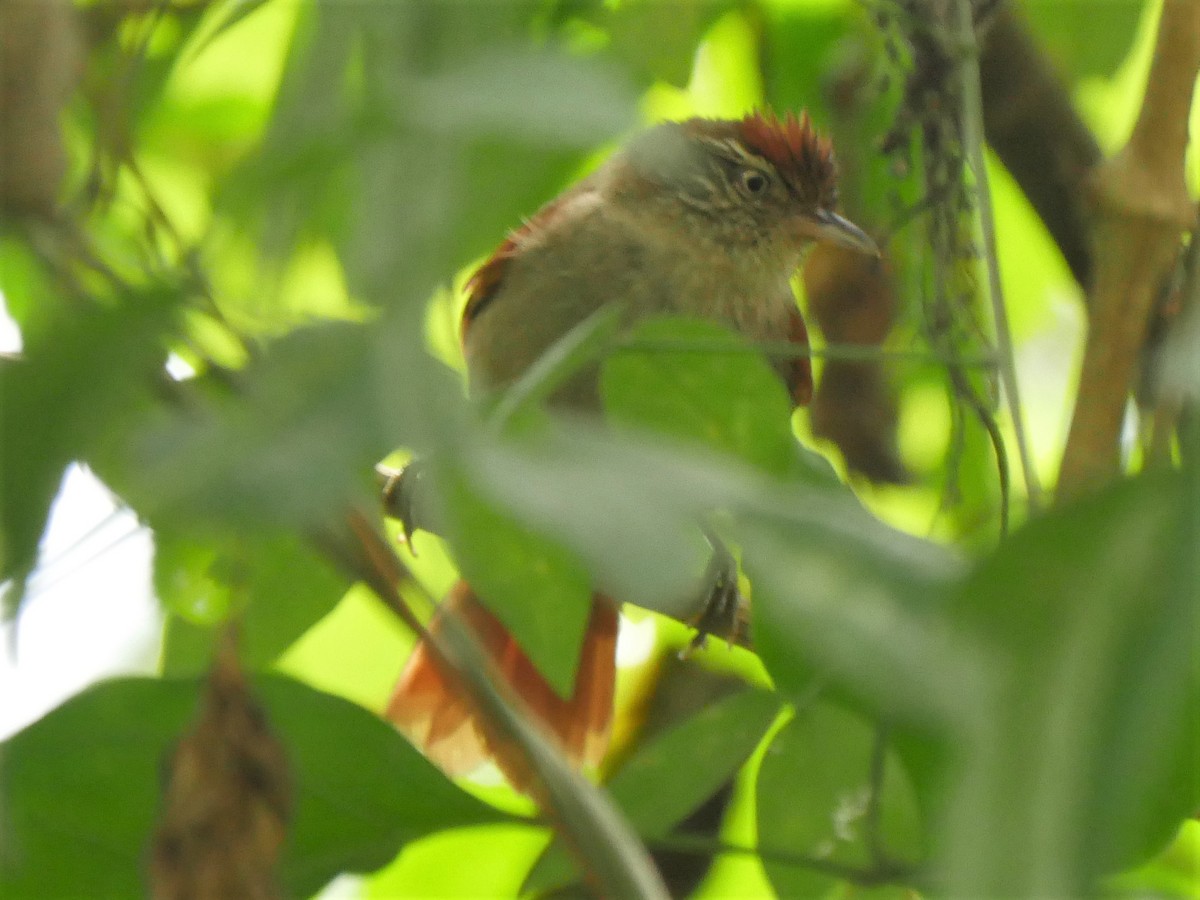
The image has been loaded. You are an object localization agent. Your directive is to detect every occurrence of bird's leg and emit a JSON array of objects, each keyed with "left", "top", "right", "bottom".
[
  {"left": 377, "top": 459, "right": 439, "bottom": 550},
  {"left": 685, "top": 526, "right": 750, "bottom": 653}
]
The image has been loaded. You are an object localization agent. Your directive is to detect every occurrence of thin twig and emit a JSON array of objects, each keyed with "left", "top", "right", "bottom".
[
  {"left": 643, "top": 832, "right": 919, "bottom": 888},
  {"left": 317, "top": 510, "right": 669, "bottom": 900},
  {"left": 617, "top": 337, "right": 998, "bottom": 368},
  {"left": 955, "top": 0, "right": 1043, "bottom": 514},
  {"left": 864, "top": 722, "right": 892, "bottom": 865}
]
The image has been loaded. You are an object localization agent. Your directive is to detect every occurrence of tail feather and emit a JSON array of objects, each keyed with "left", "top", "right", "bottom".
[{"left": 386, "top": 581, "right": 618, "bottom": 781}]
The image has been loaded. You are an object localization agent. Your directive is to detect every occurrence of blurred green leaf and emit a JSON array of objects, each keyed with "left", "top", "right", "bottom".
[
  {"left": 760, "top": 5, "right": 846, "bottom": 118},
  {"left": 117, "top": 318, "right": 459, "bottom": 529},
  {"left": 940, "top": 470, "right": 1200, "bottom": 896},
  {"left": 757, "top": 700, "right": 923, "bottom": 897},
  {"left": 525, "top": 684, "right": 781, "bottom": 893},
  {"left": 467, "top": 425, "right": 718, "bottom": 622},
  {"left": 740, "top": 502, "right": 970, "bottom": 724},
  {"left": 602, "top": 317, "right": 801, "bottom": 478},
  {"left": 606, "top": 686, "right": 780, "bottom": 836},
  {"left": 437, "top": 458, "right": 594, "bottom": 698},
  {"left": 1022, "top": 0, "right": 1145, "bottom": 80},
  {"left": 0, "top": 288, "right": 177, "bottom": 596},
  {"left": 589, "top": 0, "right": 733, "bottom": 88},
  {"left": 365, "top": 823, "right": 550, "bottom": 898},
  {"left": 1106, "top": 820, "right": 1200, "bottom": 900},
  {"left": 187, "top": 0, "right": 277, "bottom": 60},
  {"left": 0, "top": 675, "right": 505, "bottom": 900},
  {"left": 156, "top": 527, "right": 350, "bottom": 676}
]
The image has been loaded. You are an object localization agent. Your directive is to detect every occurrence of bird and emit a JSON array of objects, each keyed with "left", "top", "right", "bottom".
[{"left": 385, "top": 110, "right": 877, "bottom": 785}]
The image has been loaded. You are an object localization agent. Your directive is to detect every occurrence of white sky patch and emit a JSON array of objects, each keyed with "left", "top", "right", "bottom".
[
  {"left": 0, "top": 467, "right": 162, "bottom": 739},
  {"left": 166, "top": 351, "right": 196, "bottom": 380},
  {"left": 0, "top": 296, "right": 22, "bottom": 353},
  {"left": 0, "top": 295, "right": 163, "bottom": 739}
]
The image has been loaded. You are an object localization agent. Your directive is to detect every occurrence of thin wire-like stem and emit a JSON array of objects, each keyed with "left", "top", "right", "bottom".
[
  {"left": 618, "top": 337, "right": 998, "bottom": 368},
  {"left": 641, "top": 832, "right": 919, "bottom": 888},
  {"left": 955, "top": 0, "right": 1044, "bottom": 513}
]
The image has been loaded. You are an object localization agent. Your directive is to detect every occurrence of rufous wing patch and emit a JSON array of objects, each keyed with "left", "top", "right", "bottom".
[
  {"left": 460, "top": 176, "right": 601, "bottom": 340},
  {"left": 386, "top": 581, "right": 619, "bottom": 789}
]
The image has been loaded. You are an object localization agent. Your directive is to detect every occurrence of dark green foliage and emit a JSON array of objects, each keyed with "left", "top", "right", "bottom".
[{"left": 0, "top": 676, "right": 504, "bottom": 899}]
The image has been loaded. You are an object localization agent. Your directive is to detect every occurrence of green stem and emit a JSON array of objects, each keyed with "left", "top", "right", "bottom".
[{"left": 955, "top": 0, "right": 1044, "bottom": 514}]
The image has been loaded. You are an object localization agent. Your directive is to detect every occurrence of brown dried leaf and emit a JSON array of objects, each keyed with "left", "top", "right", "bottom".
[{"left": 149, "top": 627, "right": 291, "bottom": 900}]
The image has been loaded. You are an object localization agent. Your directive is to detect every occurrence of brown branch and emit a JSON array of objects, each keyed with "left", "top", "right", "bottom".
[
  {"left": 1057, "top": 0, "right": 1200, "bottom": 502},
  {"left": 0, "top": 0, "right": 81, "bottom": 216},
  {"left": 314, "top": 508, "right": 669, "bottom": 899}
]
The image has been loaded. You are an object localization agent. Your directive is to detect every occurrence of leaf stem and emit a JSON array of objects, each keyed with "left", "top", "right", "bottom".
[{"left": 954, "top": 0, "right": 1044, "bottom": 514}]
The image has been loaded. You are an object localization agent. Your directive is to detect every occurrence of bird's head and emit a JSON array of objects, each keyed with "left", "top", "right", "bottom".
[{"left": 613, "top": 111, "right": 877, "bottom": 264}]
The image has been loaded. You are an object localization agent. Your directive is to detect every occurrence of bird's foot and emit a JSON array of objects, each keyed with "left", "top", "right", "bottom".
[
  {"left": 684, "top": 533, "right": 749, "bottom": 654},
  {"left": 377, "top": 459, "right": 432, "bottom": 551}
]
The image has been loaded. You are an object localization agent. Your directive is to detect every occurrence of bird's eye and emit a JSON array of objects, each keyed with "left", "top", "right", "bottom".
[{"left": 739, "top": 169, "right": 769, "bottom": 196}]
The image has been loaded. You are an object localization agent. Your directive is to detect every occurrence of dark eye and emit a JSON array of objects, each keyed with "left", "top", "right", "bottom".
[{"left": 739, "top": 169, "right": 769, "bottom": 196}]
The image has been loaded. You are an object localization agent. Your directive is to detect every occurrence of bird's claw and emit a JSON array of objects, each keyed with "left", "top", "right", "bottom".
[
  {"left": 377, "top": 460, "right": 427, "bottom": 552},
  {"left": 683, "top": 534, "right": 748, "bottom": 655}
]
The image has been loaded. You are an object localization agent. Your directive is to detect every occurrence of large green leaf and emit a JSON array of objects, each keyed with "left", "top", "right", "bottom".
[
  {"left": 739, "top": 504, "right": 970, "bottom": 725},
  {"left": 117, "top": 318, "right": 460, "bottom": 530},
  {"left": 466, "top": 420, "right": 871, "bottom": 625},
  {"left": 156, "top": 527, "right": 350, "bottom": 676},
  {"left": 601, "top": 317, "right": 801, "bottom": 479},
  {"left": 0, "top": 289, "right": 177, "bottom": 600},
  {"left": 436, "top": 457, "right": 594, "bottom": 699},
  {"left": 0, "top": 675, "right": 504, "bottom": 899},
  {"left": 756, "top": 700, "right": 923, "bottom": 898},
  {"left": 525, "top": 683, "right": 782, "bottom": 893},
  {"left": 939, "top": 470, "right": 1200, "bottom": 896},
  {"left": 465, "top": 424, "right": 713, "bottom": 623}
]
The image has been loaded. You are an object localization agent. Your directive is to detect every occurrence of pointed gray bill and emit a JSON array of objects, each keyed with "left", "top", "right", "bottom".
[{"left": 801, "top": 209, "right": 880, "bottom": 257}]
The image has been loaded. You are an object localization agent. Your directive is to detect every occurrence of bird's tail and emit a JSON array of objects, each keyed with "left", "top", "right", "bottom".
[{"left": 385, "top": 581, "right": 619, "bottom": 783}]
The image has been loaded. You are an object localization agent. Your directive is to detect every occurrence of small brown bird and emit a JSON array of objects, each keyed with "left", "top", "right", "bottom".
[{"left": 387, "top": 111, "right": 876, "bottom": 780}]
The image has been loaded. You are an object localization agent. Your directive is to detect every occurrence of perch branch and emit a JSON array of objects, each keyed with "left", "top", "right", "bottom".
[
  {"left": 1057, "top": 0, "right": 1200, "bottom": 502},
  {"left": 958, "top": 0, "right": 1044, "bottom": 513},
  {"left": 316, "top": 510, "right": 669, "bottom": 900}
]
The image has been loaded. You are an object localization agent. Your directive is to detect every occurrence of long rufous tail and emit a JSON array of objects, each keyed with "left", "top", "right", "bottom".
[{"left": 385, "top": 581, "right": 619, "bottom": 783}]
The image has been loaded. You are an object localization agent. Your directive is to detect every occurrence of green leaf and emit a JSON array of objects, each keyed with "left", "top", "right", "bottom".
[
  {"left": 156, "top": 527, "right": 350, "bottom": 676},
  {"left": 525, "top": 683, "right": 782, "bottom": 894},
  {"left": 0, "top": 675, "right": 504, "bottom": 899},
  {"left": 466, "top": 425, "right": 713, "bottom": 622},
  {"left": 756, "top": 701, "right": 923, "bottom": 898},
  {"left": 602, "top": 317, "right": 799, "bottom": 478},
  {"left": 438, "top": 458, "right": 594, "bottom": 699},
  {"left": 591, "top": 0, "right": 734, "bottom": 88},
  {"left": 0, "top": 289, "right": 176, "bottom": 597},
  {"left": 606, "top": 687, "right": 780, "bottom": 837},
  {"left": 466, "top": 421, "right": 874, "bottom": 626},
  {"left": 119, "top": 318, "right": 460, "bottom": 530},
  {"left": 187, "top": 0, "right": 277, "bottom": 60},
  {"left": 365, "top": 824, "right": 550, "bottom": 898},
  {"left": 1024, "top": 0, "right": 1145, "bottom": 80},
  {"left": 939, "top": 470, "right": 1200, "bottom": 897},
  {"left": 739, "top": 504, "right": 970, "bottom": 724}
]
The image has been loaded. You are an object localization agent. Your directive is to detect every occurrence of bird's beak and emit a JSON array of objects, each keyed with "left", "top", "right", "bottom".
[{"left": 799, "top": 209, "right": 879, "bottom": 257}]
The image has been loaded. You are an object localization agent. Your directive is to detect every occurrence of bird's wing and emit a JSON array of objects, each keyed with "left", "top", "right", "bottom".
[{"left": 461, "top": 174, "right": 602, "bottom": 338}]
